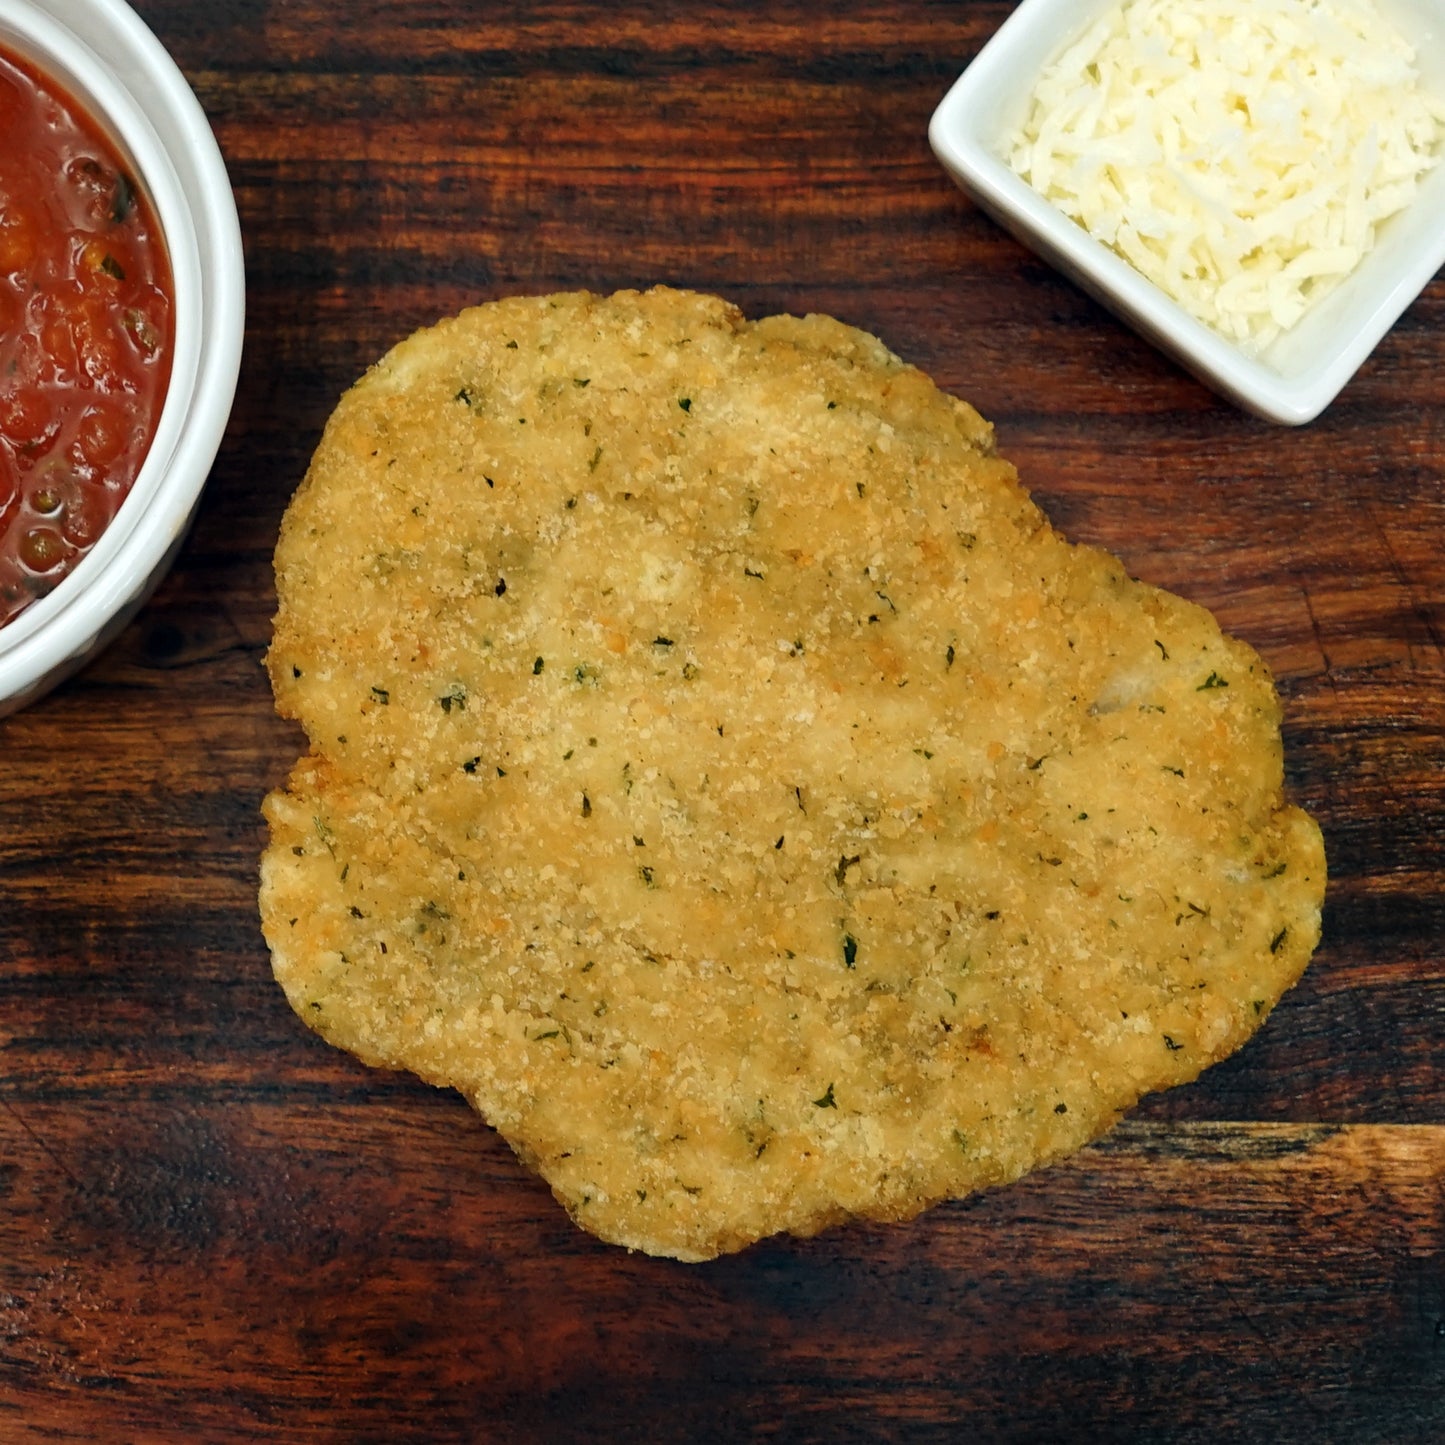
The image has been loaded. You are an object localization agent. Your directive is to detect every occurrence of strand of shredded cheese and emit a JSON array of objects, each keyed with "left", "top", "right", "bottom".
[{"left": 1008, "top": 0, "right": 1445, "bottom": 350}]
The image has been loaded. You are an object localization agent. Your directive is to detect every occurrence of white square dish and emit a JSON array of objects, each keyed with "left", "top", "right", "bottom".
[{"left": 928, "top": 0, "right": 1445, "bottom": 424}]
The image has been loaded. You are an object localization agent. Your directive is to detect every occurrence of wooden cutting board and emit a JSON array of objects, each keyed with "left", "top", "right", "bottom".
[{"left": 2, "top": 2, "right": 1440, "bottom": 1438}]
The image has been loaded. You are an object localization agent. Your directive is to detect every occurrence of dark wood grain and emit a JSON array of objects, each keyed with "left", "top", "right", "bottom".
[{"left": 1, "top": 2, "right": 1442, "bottom": 1438}]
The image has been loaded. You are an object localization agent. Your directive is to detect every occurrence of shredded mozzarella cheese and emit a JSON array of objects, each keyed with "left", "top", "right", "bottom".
[{"left": 1007, "top": 0, "right": 1445, "bottom": 350}]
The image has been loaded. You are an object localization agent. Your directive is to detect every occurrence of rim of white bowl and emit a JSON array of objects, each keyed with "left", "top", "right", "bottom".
[{"left": 0, "top": 0, "right": 244, "bottom": 700}]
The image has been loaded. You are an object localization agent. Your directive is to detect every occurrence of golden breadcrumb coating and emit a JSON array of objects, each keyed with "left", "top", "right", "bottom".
[{"left": 261, "top": 288, "right": 1325, "bottom": 1260}]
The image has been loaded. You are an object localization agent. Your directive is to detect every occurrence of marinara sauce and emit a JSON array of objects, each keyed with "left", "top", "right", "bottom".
[{"left": 0, "top": 46, "right": 173, "bottom": 628}]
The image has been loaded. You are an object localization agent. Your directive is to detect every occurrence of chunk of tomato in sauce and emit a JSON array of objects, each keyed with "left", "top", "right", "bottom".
[{"left": 0, "top": 47, "right": 173, "bottom": 628}]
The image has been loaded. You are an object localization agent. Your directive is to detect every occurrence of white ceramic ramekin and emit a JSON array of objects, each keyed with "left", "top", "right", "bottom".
[
  {"left": 0, "top": 0, "right": 244, "bottom": 715},
  {"left": 929, "top": 0, "right": 1445, "bottom": 424}
]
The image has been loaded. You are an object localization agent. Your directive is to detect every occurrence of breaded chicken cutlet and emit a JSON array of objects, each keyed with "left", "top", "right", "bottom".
[{"left": 261, "top": 287, "right": 1325, "bottom": 1260}]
